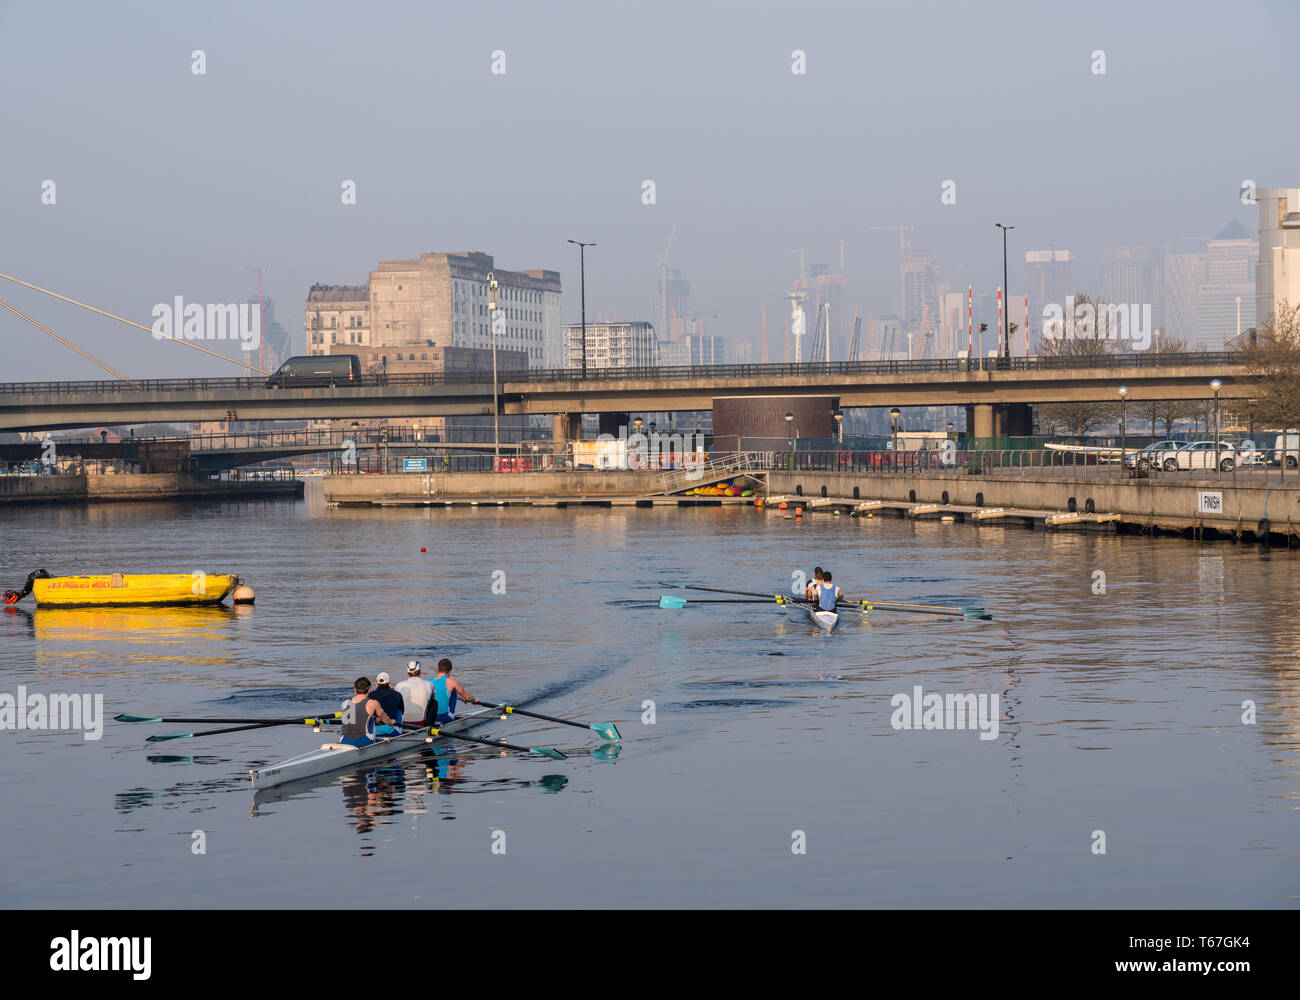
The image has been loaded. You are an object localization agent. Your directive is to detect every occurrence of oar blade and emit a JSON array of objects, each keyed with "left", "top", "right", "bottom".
[
  {"left": 590, "top": 722, "right": 622, "bottom": 742},
  {"left": 964, "top": 610, "right": 993, "bottom": 621},
  {"left": 115, "top": 714, "right": 162, "bottom": 723},
  {"left": 145, "top": 732, "right": 193, "bottom": 743},
  {"left": 659, "top": 596, "right": 688, "bottom": 609},
  {"left": 592, "top": 743, "right": 622, "bottom": 761},
  {"left": 530, "top": 747, "right": 567, "bottom": 761}
]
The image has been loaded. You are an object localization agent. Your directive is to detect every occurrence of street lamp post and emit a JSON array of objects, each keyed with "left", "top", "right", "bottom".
[
  {"left": 567, "top": 240, "right": 595, "bottom": 375},
  {"left": 995, "top": 223, "right": 1015, "bottom": 365},
  {"left": 833, "top": 409, "right": 844, "bottom": 447},
  {"left": 1210, "top": 379, "right": 1222, "bottom": 480},
  {"left": 784, "top": 411, "right": 794, "bottom": 469},
  {"left": 1118, "top": 385, "right": 1128, "bottom": 476},
  {"left": 890, "top": 406, "right": 901, "bottom": 472},
  {"left": 487, "top": 272, "right": 501, "bottom": 468}
]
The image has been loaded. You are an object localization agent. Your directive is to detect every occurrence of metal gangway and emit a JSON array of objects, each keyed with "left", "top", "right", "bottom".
[{"left": 655, "top": 451, "right": 774, "bottom": 495}]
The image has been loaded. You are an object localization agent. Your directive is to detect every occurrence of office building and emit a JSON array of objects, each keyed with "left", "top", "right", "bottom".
[
  {"left": 1257, "top": 187, "right": 1300, "bottom": 331},
  {"left": 563, "top": 320, "right": 658, "bottom": 369},
  {"left": 307, "top": 285, "right": 370, "bottom": 355}
]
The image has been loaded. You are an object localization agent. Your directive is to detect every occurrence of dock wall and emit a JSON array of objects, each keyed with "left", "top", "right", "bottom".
[
  {"left": 767, "top": 470, "right": 1300, "bottom": 541},
  {"left": 0, "top": 474, "right": 303, "bottom": 506}
]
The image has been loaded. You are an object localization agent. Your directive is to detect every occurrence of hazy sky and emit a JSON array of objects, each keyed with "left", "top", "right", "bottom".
[{"left": 2, "top": 0, "right": 1297, "bottom": 379}]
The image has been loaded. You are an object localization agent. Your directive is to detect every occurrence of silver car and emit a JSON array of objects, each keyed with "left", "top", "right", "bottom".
[{"left": 1124, "top": 440, "right": 1181, "bottom": 472}]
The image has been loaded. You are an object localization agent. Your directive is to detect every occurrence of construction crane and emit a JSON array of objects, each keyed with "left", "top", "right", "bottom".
[
  {"left": 785, "top": 290, "right": 806, "bottom": 363},
  {"left": 847, "top": 309, "right": 862, "bottom": 362},
  {"left": 869, "top": 225, "right": 914, "bottom": 316},
  {"left": 808, "top": 305, "right": 827, "bottom": 363}
]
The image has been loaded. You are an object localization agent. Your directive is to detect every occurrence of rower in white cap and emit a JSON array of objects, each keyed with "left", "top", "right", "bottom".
[
  {"left": 368, "top": 670, "right": 404, "bottom": 736},
  {"left": 393, "top": 659, "right": 435, "bottom": 725}
]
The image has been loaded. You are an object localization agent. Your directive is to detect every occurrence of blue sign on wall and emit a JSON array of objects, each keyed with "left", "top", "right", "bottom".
[{"left": 403, "top": 458, "right": 429, "bottom": 472}]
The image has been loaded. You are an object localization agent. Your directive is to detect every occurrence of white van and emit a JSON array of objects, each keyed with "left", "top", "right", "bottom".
[{"left": 1275, "top": 430, "right": 1299, "bottom": 469}]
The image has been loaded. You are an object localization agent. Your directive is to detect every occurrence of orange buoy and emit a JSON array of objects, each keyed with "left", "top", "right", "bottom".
[
  {"left": 232, "top": 584, "right": 255, "bottom": 605},
  {"left": 420, "top": 547, "right": 426, "bottom": 552},
  {"left": 778, "top": 502, "right": 788, "bottom": 510}
]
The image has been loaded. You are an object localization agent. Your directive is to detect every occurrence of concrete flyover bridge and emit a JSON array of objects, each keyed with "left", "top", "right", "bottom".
[
  {"left": 500, "top": 352, "right": 1252, "bottom": 441},
  {"left": 0, "top": 352, "right": 1251, "bottom": 437},
  {"left": 0, "top": 372, "right": 499, "bottom": 433}
]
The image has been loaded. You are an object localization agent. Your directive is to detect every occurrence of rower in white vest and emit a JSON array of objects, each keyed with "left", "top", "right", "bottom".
[{"left": 394, "top": 660, "right": 434, "bottom": 724}]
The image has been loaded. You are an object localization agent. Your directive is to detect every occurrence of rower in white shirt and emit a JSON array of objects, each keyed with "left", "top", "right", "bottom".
[{"left": 393, "top": 659, "right": 435, "bottom": 724}]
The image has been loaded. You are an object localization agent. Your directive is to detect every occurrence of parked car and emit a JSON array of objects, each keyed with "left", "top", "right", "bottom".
[
  {"left": 1124, "top": 440, "right": 1181, "bottom": 472},
  {"left": 1233, "top": 440, "right": 1269, "bottom": 467},
  {"left": 1162, "top": 440, "right": 1240, "bottom": 472},
  {"left": 265, "top": 354, "right": 361, "bottom": 388}
]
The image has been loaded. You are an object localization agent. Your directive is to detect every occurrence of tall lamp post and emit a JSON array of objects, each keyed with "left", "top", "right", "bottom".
[
  {"left": 487, "top": 272, "right": 500, "bottom": 468},
  {"left": 1118, "top": 385, "right": 1128, "bottom": 476},
  {"left": 890, "top": 406, "right": 901, "bottom": 472},
  {"left": 567, "top": 240, "right": 595, "bottom": 375},
  {"left": 995, "top": 223, "right": 1015, "bottom": 364},
  {"left": 1210, "top": 379, "right": 1222, "bottom": 480},
  {"left": 833, "top": 409, "right": 844, "bottom": 446},
  {"left": 784, "top": 411, "right": 794, "bottom": 470}
]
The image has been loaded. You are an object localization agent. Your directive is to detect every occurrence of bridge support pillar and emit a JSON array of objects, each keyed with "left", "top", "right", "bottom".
[
  {"left": 597, "top": 412, "right": 630, "bottom": 437},
  {"left": 968, "top": 404, "right": 995, "bottom": 440},
  {"left": 552, "top": 412, "right": 582, "bottom": 446}
]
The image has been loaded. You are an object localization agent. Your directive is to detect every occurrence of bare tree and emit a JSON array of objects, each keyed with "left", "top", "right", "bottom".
[
  {"left": 1038, "top": 293, "right": 1121, "bottom": 437},
  {"left": 1235, "top": 301, "right": 1300, "bottom": 475}
]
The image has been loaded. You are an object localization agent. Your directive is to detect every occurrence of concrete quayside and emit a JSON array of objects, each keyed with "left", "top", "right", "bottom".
[{"left": 321, "top": 466, "right": 1300, "bottom": 543}]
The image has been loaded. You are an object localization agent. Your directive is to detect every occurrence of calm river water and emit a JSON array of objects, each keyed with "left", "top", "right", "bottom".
[{"left": 1, "top": 480, "right": 1297, "bottom": 908}]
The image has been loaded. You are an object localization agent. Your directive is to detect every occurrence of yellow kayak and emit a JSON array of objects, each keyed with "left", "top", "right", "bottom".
[{"left": 5, "top": 571, "right": 241, "bottom": 607}]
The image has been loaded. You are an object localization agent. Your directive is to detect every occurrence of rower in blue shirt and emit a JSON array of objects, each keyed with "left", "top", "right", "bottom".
[
  {"left": 817, "top": 570, "right": 843, "bottom": 612},
  {"left": 431, "top": 658, "right": 481, "bottom": 724}
]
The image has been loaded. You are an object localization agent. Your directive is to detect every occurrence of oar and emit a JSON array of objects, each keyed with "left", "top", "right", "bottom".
[
  {"left": 416, "top": 723, "right": 566, "bottom": 760},
  {"left": 146, "top": 717, "right": 340, "bottom": 743},
  {"left": 118, "top": 712, "right": 342, "bottom": 725},
  {"left": 842, "top": 598, "right": 991, "bottom": 621},
  {"left": 659, "top": 596, "right": 787, "bottom": 609},
  {"left": 483, "top": 702, "right": 621, "bottom": 742},
  {"left": 659, "top": 582, "right": 787, "bottom": 600}
]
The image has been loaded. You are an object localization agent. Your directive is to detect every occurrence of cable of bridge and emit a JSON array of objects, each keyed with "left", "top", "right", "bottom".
[
  {"left": 0, "top": 271, "right": 272, "bottom": 375},
  {"left": 0, "top": 296, "right": 141, "bottom": 388}
]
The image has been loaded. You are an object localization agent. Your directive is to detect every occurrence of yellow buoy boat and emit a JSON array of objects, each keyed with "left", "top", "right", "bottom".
[{"left": 3, "top": 569, "right": 242, "bottom": 608}]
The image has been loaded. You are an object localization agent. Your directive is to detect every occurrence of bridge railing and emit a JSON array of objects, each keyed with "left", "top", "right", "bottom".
[
  {"left": 0, "top": 351, "right": 1247, "bottom": 395},
  {"left": 766, "top": 447, "right": 1297, "bottom": 482}
]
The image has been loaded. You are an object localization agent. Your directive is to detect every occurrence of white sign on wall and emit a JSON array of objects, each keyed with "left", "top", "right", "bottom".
[{"left": 1197, "top": 491, "right": 1223, "bottom": 515}]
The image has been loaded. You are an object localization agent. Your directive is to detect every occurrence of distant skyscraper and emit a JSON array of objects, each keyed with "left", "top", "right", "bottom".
[
  {"left": 1098, "top": 246, "right": 1163, "bottom": 329},
  {"left": 805, "top": 263, "right": 845, "bottom": 360},
  {"left": 1024, "top": 249, "right": 1073, "bottom": 341},
  {"left": 683, "top": 334, "right": 726, "bottom": 365},
  {"left": 1164, "top": 222, "right": 1257, "bottom": 349},
  {"left": 901, "top": 250, "right": 940, "bottom": 324},
  {"left": 249, "top": 296, "right": 291, "bottom": 365},
  {"left": 1256, "top": 187, "right": 1300, "bottom": 332},
  {"left": 656, "top": 268, "right": 691, "bottom": 342},
  {"left": 1195, "top": 221, "right": 1257, "bottom": 349}
]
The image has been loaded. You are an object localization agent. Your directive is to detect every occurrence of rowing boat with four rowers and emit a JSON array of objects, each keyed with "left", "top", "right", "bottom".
[{"left": 116, "top": 658, "right": 622, "bottom": 793}]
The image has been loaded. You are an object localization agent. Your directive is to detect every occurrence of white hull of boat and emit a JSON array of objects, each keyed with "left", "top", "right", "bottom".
[
  {"left": 807, "top": 606, "right": 839, "bottom": 631},
  {"left": 250, "top": 707, "right": 498, "bottom": 790}
]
